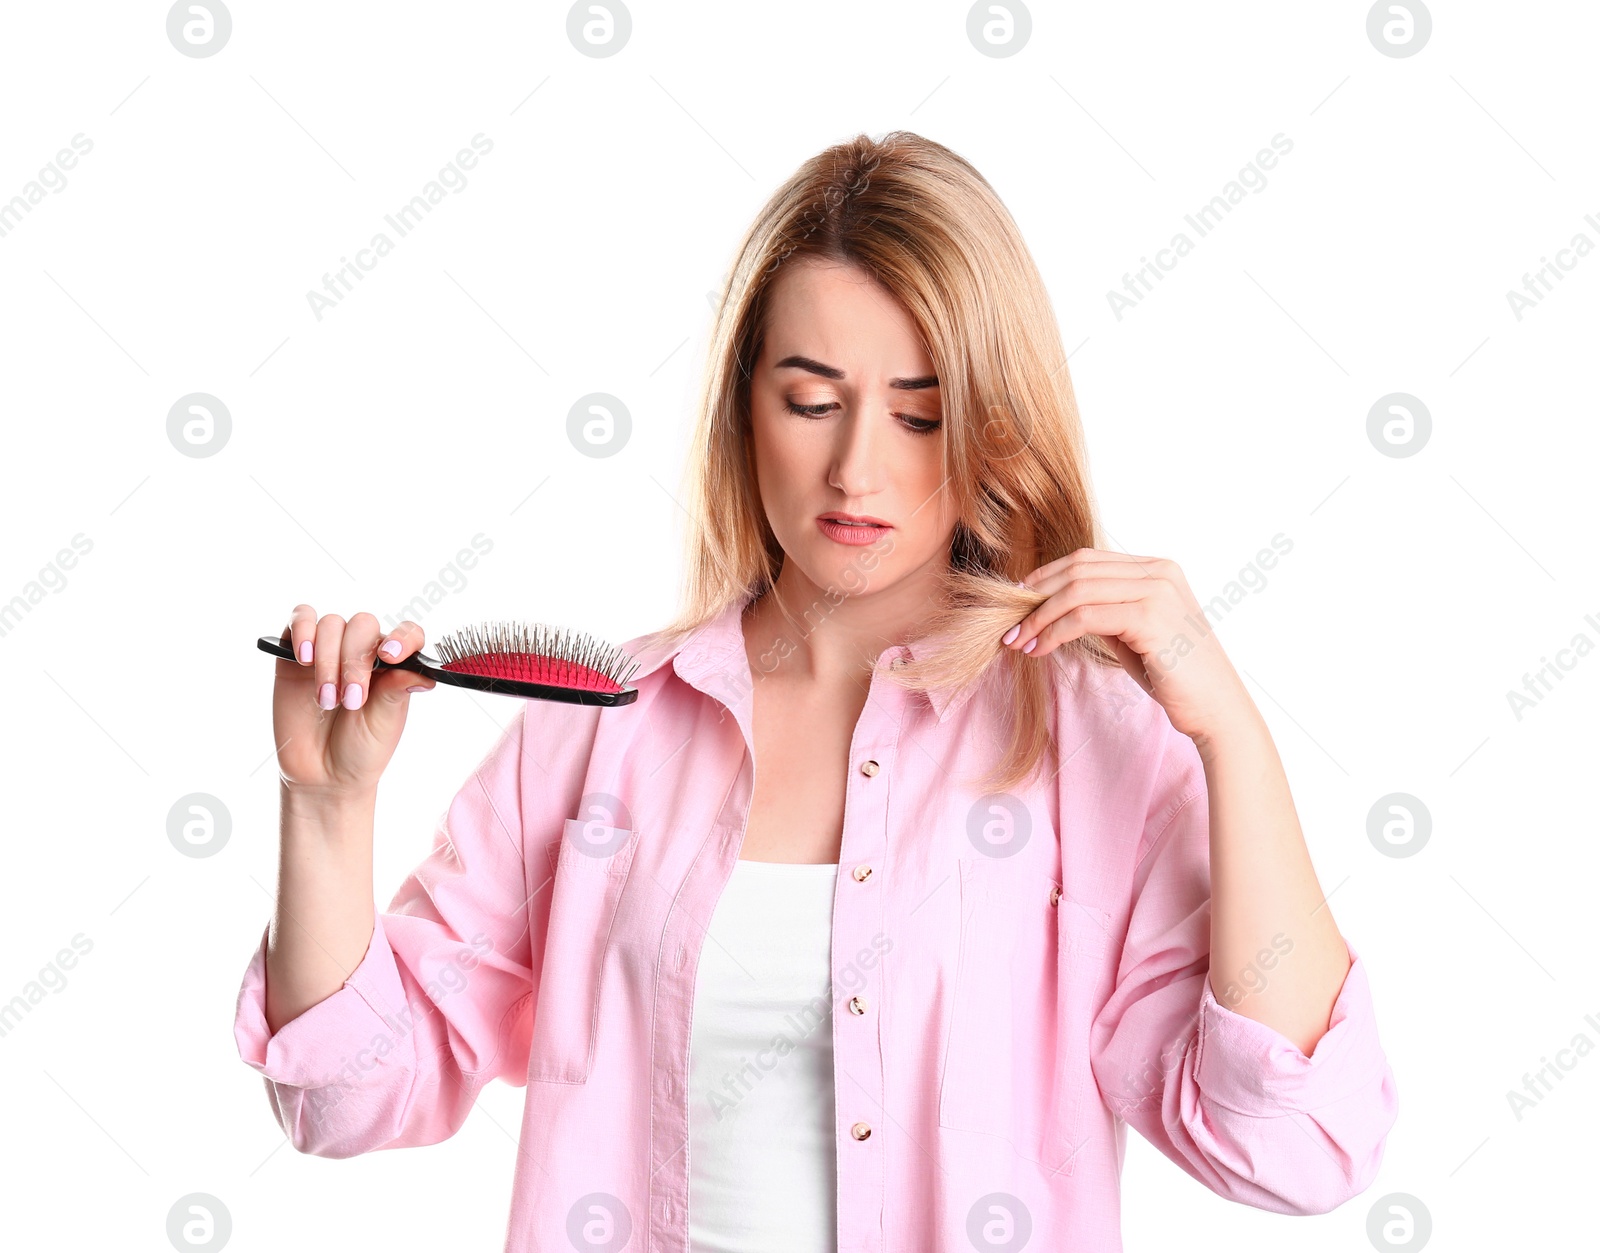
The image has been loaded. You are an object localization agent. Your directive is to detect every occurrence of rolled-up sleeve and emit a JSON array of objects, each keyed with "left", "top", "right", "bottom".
[
  {"left": 1089, "top": 718, "right": 1399, "bottom": 1215},
  {"left": 233, "top": 704, "right": 546, "bottom": 1158}
]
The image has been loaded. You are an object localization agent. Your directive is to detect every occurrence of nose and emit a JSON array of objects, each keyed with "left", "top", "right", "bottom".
[{"left": 828, "top": 405, "right": 889, "bottom": 499}]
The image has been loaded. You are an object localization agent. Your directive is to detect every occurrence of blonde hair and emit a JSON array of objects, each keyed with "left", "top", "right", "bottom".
[{"left": 647, "top": 129, "right": 1120, "bottom": 794}]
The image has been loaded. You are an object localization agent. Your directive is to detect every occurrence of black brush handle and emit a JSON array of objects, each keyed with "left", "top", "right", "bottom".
[{"left": 255, "top": 633, "right": 639, "bottom": 707}]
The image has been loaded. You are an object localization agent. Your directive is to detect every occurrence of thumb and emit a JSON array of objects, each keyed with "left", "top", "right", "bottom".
[{"left": 364, "top": 666, "right": 435, "bottom": 733}]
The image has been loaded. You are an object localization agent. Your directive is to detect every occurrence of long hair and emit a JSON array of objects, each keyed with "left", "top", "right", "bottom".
[{"left": 645, "top": 129, "right": 1120, "bottom": 794}]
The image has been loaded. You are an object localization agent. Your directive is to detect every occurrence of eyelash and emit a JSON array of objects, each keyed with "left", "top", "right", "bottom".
[{"left": 783, "top": 400, "right": 942, "bottom": 436}]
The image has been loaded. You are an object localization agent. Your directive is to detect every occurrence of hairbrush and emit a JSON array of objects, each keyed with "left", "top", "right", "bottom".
[{"left": 255, "top": 620, "right": 641, "bottom": 707}]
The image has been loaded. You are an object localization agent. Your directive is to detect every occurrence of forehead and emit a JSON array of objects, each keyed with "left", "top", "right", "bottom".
[{"left": 761, "top": 259, "right": 933, "bottom": 375}]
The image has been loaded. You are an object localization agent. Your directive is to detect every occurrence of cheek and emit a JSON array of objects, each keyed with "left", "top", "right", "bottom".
[
  {"left": 749, "top": 403, "right": 808, "bottom": 509},
  {"left": 908, "top": 447, "right": 955, "bottom": 527},
  {"left": 748, "top": 405, "right": 777, "bottom": 478},
  {"left": 752, "top": 404, "right": 814, "bottom": 481}
]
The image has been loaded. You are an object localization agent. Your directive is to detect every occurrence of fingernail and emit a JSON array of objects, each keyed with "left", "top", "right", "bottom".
[
  {"left": 1015, "top": 581, "right": 1028, "bottom": 590},
  {"left": 1022, "top": 638, "right": 1037, "bottom": 654},
  {"left": 406, "top": 684, "right": 430, "bottom": 693},
  {"left": 380, "top": 639, "right": 401, "bottom": 658},
  {"left": 1002, "top": 624, "right": 1020, "bottom": 646},
  {"left": 343, "top": 682, "right": 362, "bottom": 710},
  {"left": 298, "top": 640, "right": 313, "bottom": 664},
  {"left": 318, "top": 682, "right": 336, "bottom": 710}
]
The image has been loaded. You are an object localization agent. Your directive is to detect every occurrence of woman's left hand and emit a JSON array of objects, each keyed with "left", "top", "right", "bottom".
[{"left": 1004, "top": 547, "right": 1255, "bottom": 744}]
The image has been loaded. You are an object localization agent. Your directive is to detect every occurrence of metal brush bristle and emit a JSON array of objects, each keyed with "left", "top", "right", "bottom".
[{"left": 431, "top": 619, "right": 641, "bottom": 689}]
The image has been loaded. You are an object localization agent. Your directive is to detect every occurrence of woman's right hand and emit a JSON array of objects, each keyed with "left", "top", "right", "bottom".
[{"left": 270, "top": 605, "right": 437, "bottom": 798}]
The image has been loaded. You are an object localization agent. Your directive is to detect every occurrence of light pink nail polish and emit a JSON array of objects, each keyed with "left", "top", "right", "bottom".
[
  {"left": 381, "top": 639, "right": 401, "bottom": 658},
  {"left": 406, "top": 684, "right": 430, "bottom": 693},
  {"left": 298, "top": 639, "right": 313, "bottom": 664},
  {"left": 1002, "top": 625, "right": 1020, "bottom": 646},
  {"left": 1022, "top": 638, "right": 1037, "bottom": 654},
  {"left": 318, "top": 682, "right": 336, "bottom": 710},
  {"left": 343, "top": 682, "right": 362, "bottom": 710}
]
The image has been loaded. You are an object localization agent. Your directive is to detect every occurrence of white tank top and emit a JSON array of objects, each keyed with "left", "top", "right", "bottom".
[{"left": 687, "top": 858, "right": 840, "bottom": 1253}]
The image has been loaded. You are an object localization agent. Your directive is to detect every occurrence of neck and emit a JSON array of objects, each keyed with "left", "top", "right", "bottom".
[{"left": 744, "top": 557, "right": 947, "bottom": 687}]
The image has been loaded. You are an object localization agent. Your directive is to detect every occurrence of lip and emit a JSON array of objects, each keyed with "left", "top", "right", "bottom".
[
  {"left": 817, "top": 512, "right": 892, "bottom": 527},
  {"left": 816, "top": 514, "right": 893, "bottom": 546}
]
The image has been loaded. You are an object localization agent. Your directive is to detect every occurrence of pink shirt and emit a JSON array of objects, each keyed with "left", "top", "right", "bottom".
[{"left": 234, "top": 594, "right": 1399, "bottom": 1252}]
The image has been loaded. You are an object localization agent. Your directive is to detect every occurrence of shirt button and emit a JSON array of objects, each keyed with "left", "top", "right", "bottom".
[
  {"left": 847, "top": 995, "right": 867, "bottom": 1015},
  {"left": 852, "top": 864, "right": 873, "bottom": 882},
  {"left": 850, "top": 1121, "right": 872, "bottom": 1140},
  {"left": 860, "top": 759, "right": 879, "bottom": 777},
  {"left": 1050, "top": 884, "right": 1062, "bottom": 906}
]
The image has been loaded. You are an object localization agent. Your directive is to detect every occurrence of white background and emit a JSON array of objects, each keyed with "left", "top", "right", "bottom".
[{"left": 0, "top": 2, "right": 1594, "bottom": 1250}]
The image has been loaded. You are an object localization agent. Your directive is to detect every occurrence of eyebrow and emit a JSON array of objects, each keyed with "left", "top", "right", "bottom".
[{"left": 773, "top": 354, "right": 939, "bottom": 391}]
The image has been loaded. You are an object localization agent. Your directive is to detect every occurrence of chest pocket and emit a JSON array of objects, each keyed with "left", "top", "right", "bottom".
[
  {"left": 937, "top": 855, "right": 1112, "bottom": 1177},
  {"left": 525, "top": 818, "right": 640, "bottom": 1084}
]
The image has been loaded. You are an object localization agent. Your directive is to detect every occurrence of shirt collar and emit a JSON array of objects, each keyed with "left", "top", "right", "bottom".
[{"left": 622, "top": 596, "right": 984, "bottom": 724}]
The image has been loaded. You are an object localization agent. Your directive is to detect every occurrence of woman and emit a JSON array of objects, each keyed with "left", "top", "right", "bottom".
[{"left": 236, "top": 131, "right": 1398, "bottom": 1252}]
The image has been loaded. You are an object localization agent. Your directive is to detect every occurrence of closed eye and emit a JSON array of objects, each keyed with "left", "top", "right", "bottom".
[{"left": 783, "top": 400, "right": 941, "bottom": 436}]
